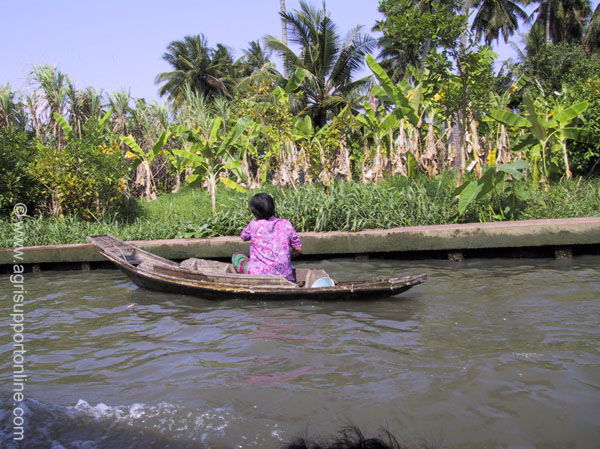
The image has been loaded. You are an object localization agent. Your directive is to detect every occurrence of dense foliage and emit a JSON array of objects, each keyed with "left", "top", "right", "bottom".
[
  {"left": 0, "top": 0, "right": 598, "bottom": 245},
  {"left": 0, "top": 126, "right": 44, "bottom": 215}
]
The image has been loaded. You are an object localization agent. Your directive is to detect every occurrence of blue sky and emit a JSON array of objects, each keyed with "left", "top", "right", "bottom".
[{"left": 2, "top": 1, "right": 597, "bottom": 103}]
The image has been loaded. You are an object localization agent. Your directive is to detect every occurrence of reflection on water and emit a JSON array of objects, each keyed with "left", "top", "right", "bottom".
[{"left": 1, "top": 256, "right": 599, "bottom": 448}]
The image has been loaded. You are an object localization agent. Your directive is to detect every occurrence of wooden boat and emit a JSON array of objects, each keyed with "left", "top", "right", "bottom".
[{"left": 87, "top": 234, "right": 427, "bottom": 300}]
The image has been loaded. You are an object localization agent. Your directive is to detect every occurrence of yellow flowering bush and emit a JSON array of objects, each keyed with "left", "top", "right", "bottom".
[{"left": 33, "top": 123, "right": 129, "bottom": 219}]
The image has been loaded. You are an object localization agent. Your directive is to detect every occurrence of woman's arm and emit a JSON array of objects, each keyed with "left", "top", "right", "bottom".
[
  {"left": 241, "top": 222, "right": 253, "bottom": 241},
  {"left": 289, "top": 225, "right": 302, "bottom": 258}
]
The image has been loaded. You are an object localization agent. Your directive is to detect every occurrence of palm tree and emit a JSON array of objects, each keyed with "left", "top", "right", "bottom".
[
  {"left": 264, "top": 1, "right": 376, "bottom": 128},
  {"left": 211, "top": 43, "right": 238, "bottom": 92},
  {"left": 471, "top": 0, "right": 528, "bottom": 44},
  {"left": 236, "top": 40, "right": 272, "bottom": 77},
  {"left": 525, "top": 0, "right": 592, "bottom": 46},
  {"left": 67, "top": 84, "right": 104, "bottom": 136},
  {"left": 29, "top": 64, "right": 70, "bottom": 146},
  {"left": 280, "top": 0, "right": 289, "bottom": 77},
  {"left": 155, "top": 34, "right": 229, "bottom": 109},
  {"left": 375, "top": 33, "right": 423, "bottom": 83},
  {"left": 0, "top": 83, "right": 25, "bottom": 128},
  {"left": 107, "top": 89, "right": 132, "bottom": 136}
]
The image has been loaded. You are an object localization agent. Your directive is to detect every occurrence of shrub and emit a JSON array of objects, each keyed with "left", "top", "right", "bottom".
[
  {"left": 32, "top": 120, "right": 129, "bottom": 220},
  {"left": 0, "top": 126, "right": 45, "bottom": 216}
]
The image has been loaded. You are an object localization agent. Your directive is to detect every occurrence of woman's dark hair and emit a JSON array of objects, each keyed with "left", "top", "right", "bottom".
[{"left": 249, "top": 193, "right": 275, "bottom": 219}]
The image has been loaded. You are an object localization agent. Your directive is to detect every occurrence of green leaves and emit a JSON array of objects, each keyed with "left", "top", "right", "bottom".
[
  {"left": 454, "top": 161, "right": 529, "bottom": 216},
  {"left": 488, "top": 92, "right": 596, "bottom": 182},
  {"left": 219, "top": 116, "right": 251, "bottom": 152},
  {"left": 174, "top": 115, "right": 252, "bottom": 211},
  {"left": 285, "top": 68, "right": 307, "bottom": 92},
  {"left": 456, "top": 179, "right": 485, "bottom": 214},
  {"left": 497, "top": 159, "right": 528, "bottom": 180},
  {"left": 406, "top": 152, "right": 417, "bottom": 178},
  {"left": 560, "top": 127, "right": 595, "bottom": 143},
  {"left": 120, "top": 135, "right": 145, "bottom": 169},
  {"left": 99, "top": 108, "right": 113, "bottom": 129},
  {"left": 151, "top": 130, "right": 171, "bottom": 159},
  {"left": 121, "top": 130, "right": 170, "bottom": 169},
  {"left": 365, "top": 54, "right": 420, "bottom": 128},
  {"left": 293, "top": 115, "right": 314, "bottom": 138},
  {"left": 220, "top": 177, "right": 246, "bottom": 193},
  {"left": 488, "top": 109, "right": 528, "bottom": 128},
  {"left": 553, "top": 101, "right": 589, "bottom": 124},
  {"left": 523, "top": 94, "right": 547, "bottom": 142},
  {"left": 53, "top": 113, "right": 75, "bottom": 140},
  {"left": 366, "top": 54, "right": 395, "bottom": 99},
  {"left": 172, "top": 148, "right": 204, "bottom": 167}
]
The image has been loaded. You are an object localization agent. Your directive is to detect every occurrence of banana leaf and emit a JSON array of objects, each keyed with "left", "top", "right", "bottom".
[
  {"left": 488, "top": 109, "right": 528, "bottom": 129},
  {"left": 220, "top": 177, "right": 246, "bottom": 193},
  {"left": 560, "top": 127, "right": 597, "bottom": 143},
  {"left": 53, "top": 113, "right": 75, "bottom": 140},
  {"left": 553, "top": 101, "right": 589, "bottom": 125}
]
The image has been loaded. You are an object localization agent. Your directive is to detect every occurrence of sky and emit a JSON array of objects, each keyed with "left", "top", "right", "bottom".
[{"left": 2, "top": 0, "right": 597, "bottom": 103}]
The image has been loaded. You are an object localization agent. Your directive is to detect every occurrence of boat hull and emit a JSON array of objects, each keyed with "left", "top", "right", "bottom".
[
  {"left": 88, "top": 234, "right": 426, "bottom": 301},
  {"left": 118, "top": 263, "right": 418, "bottom": 300}
]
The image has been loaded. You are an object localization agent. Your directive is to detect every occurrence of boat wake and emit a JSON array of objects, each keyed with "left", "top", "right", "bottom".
[{"left": 0, "top": 394, "right": 283, "bottom": 449}]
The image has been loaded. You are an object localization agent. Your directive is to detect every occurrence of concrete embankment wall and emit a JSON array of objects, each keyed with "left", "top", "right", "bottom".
[{"left": 1, "top": 217, "right": 599, "bottom": 273}]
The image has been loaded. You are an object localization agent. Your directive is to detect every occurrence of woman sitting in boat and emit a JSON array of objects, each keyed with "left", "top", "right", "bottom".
[{"left": 232, "top": 193, "right": 302, "bottom": 282}]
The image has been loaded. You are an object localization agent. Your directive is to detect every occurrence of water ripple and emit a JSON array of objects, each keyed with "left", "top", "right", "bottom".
[{"left": 0, "top": 257, "right": 599, "bottom": 448}]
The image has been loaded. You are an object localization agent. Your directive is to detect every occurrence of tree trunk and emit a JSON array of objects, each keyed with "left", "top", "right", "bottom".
[
  {"left": 454, "top": 0, "right": 470, "bottom": 186},
  {"left": 280, "top": 0, "right": 289, "bottom": 77},
  {"left": 144, "top": 161, "right": 157, "bottom": 201},
  {"left": 452, "top": 114, "right": 465, "bottom": 186},
  {"left": 469, "top": 118, "right": 483, "bottom": 178},
  {"left": 546, "top": 2, "right": 551, "bottom": 46},
  {"left": 171, "top": 173, "right": 181, "bottom": 193},
  {"left": 562, "top": 142, "right": 573, "bottom": 179},
  {"left": 208, "top": 173, "right": 217, "bottom": 214}
]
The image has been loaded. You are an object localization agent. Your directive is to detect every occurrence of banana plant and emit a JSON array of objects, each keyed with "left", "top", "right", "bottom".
[
  {"left": 483, "top": 75, "right": 529, "bottom": 165},
  {"left": 366, "top": 55, "right": 441, "bottom": 175},
  {"left": 291, "top": 113, "right": 343, "bottom": 185},
  {"left": 366, "top": 54, "right": 420, "bottom": 127},
  {"left": 164, "top": 149, "right": 186, "bottom": 193},
  {"left": 172, "top": 116, "right": 251, "bottom": 213},
  {"left": 120, "top": 129, "right": 170, "bottom": 201},
  {"left": 233, "top": 68, "right": 305, "bottom": 189},
  {"left": 454, "top": 160, "right": 529, "bottom": 219},
  {"left": 291, "top": 114, "right": 323, "bottom": 183},
  {"left": 356, "top": 100, "right": 402, "bottom": 180},
  {"left": 54, "top": 108, "right": 113, "bottom": 140},
  {"left": 551, "top": 100, "right": 594, "bottom": 179},
  {"left": 489, "top": 93, "right": 593, "bottom": 183}
]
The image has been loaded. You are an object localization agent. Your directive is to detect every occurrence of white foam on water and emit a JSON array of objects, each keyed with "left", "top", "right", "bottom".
[
  {"left": 1, "top": 396, "right": 271, "bottom": 448},
  {"left": 69, "top": 398, "right": 232, "bottom": 439}
]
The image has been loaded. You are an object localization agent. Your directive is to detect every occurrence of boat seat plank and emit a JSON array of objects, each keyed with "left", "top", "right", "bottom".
[{"left": 180, "top": 258, "right": 232, "bottom": 273}]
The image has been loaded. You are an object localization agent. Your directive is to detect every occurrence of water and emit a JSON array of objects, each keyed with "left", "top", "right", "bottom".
[{"left": 1, "top": 256, "right": 599, "bottom": 448}]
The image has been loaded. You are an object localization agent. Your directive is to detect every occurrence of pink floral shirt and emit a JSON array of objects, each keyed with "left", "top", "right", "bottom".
[{"left": 241, "top": 217, "right": 302, "bottom": 281}]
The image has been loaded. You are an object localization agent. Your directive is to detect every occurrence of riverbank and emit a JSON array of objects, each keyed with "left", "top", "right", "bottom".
[
  {"left": 1, "top": 217, "right": 598, "bottom": 273},
  {"left": 1, "top": 175, "right": 599, "bottom": 249}
]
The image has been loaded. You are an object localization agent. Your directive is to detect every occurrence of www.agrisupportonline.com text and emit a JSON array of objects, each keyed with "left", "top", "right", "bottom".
[{"left": 9, "top": 203, "right": 28, "bottom": 442}]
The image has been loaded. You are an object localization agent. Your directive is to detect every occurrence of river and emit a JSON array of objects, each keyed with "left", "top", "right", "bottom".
[{"left": 1, "top": 256, "right": 599, "bottom": 448}]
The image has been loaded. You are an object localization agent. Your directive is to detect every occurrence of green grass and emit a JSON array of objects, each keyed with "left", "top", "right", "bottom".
[{"left": 1, "top": 174, "right": 599, "bottom": 248}]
